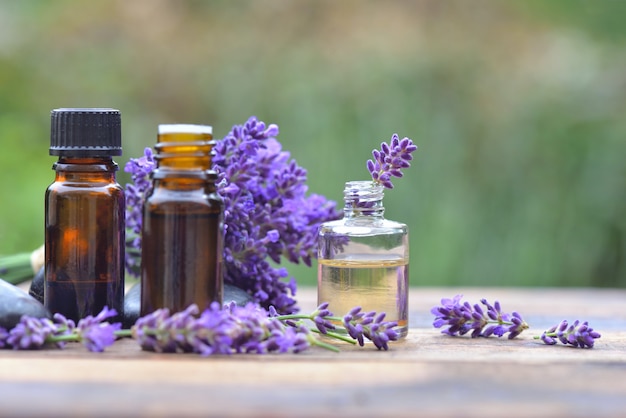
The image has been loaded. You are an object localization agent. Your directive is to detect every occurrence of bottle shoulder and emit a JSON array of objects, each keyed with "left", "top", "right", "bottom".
[
  {"left": 319, "top": 217, "right": 408, "bottom": 235},
  {"left": 47, "top": 180, "right": 124, "bottom": 195},
  {"left": 50, "top": 161, "right": 121, "bottom": 189},
  {"left": 147, "top": 185, "right": 213, "bottom": 199},
  {"left": 145, "top": 187, "right": 222, "bottom": 210}
]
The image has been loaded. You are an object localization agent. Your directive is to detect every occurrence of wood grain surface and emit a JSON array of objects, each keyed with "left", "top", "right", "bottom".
[{"left": 1, "top": 287, "right": 625, "bottom": 418}]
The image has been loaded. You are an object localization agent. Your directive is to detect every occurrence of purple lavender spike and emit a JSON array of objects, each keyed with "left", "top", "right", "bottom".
[{"left": 366, "top": 133, "right": 417, "bottom": 189}]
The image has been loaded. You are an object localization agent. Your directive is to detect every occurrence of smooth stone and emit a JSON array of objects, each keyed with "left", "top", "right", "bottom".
[
  {"left": 32, "top": 270, "right": 255, "bottom": 329},
  {"left": 28, "top": 266, "right": 45, "bottom": 304},
  {"left": 224, "top": 283, "right": 254, "bottom": 307},
  {"left": 0, "top": 278, "right": 51, "bottom": 329},
  {"left": 123, "top": 281, "right": 141, "bottom": 329},
  {"left": 122, "top": 282, "right": 254, "bottom": 328}
]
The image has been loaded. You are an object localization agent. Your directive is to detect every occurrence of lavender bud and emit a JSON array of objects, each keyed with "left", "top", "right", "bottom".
[{"left": 541, "top": 332, "right": 557, "bottom": 345}]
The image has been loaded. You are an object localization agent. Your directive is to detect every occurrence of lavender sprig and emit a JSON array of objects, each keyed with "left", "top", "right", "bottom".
[
  {"left": 276, "top": 303, "right": 399, "bottom": 351},
  {"left": 535, "top": 320, "right": 601, "bottom": 348},
  {"left": 132, "top": 302, "right": 321, "bottom": 355},
  {"left": 4, "top": 316, "right": 69, "bottom": 349},
  {"left": 0, "top": 309, "right": 121, "bottom": 351},
  {"left": 431, "top": 295, "right": 529, "bottom": 339},
  {"left": 367, "top": 133, "right": 417, "bottom": 189}
]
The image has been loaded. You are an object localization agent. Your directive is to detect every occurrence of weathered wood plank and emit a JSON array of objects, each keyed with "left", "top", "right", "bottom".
[{"left": 0, "top": 287, "right": 624, "bottom": 418}]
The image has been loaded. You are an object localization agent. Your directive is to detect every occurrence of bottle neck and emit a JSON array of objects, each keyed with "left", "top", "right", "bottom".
[
  {"left": 150, "top": 126, "right": 215, "bottom": 189},
  {"left": 343, "top": 181, "right": 385, "bottom": 219},
  {"left": 53, "top": 156, "right": 118, "bottom": 182},
  {"left": 154, "top": 128, "right": 213, "bottom": 173}
]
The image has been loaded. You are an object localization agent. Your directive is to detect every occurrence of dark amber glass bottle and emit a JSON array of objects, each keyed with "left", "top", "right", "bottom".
[
  {"left": 140, "top": 124, "right": 224, "bottom": 315},
  {"left": 44, "top": 108, "right": 125, "bottom": 322}
]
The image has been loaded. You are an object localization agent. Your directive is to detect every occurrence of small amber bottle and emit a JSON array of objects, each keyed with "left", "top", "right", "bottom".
[
  {"left": 140, "top": 124, "right": 224, "bottom": 315},
  {"left": 44, "top": 108, "right": 125, "bottom": 322}
]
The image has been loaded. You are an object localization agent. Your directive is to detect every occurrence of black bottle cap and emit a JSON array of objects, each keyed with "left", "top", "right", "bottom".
[{"left": 50, "top": 108, "right": 122, "bottom": 156}]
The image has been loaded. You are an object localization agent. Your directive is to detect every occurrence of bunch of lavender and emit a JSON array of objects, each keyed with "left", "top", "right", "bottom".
[
  {"left": 431, "top": 294, "right": 529, "bottom": 339},
  {"left": 367, "top": 133, "right": 418, "bottom": 189},
  {"left": 212, "top": 118, "right": 340, "bottom": 314},
  {"left": 131, "top": 302, "right": 398, "bottom": 355},
  {"left": 0, "top": 308, "right": 121, "bottom": 352},
  {"left": 536, "top": 319, "right": 601, "bottom": 348},
  {"left": 124, "top": 117, "right": 341, "bottom": 313},
  {"left": 131, "top": 302, "right": 313, "bottom": 355},
  {"left": 0, "top": 303, "right": 398, "bottom": 354}
]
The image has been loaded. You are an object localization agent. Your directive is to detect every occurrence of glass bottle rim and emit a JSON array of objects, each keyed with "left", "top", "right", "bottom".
[
  {"left": 344, "top": 180, "right": 384, "bottom": 199},
  {"left": 158, "top": 124, "right": 213, "bottom": 135},
  {"left": 344, "top": 180, "right": 384, "bottom": 191}
]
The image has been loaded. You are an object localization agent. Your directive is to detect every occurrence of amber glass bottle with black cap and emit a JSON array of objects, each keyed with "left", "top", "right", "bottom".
[
  {"left": 140, "top": 124, "right": 223, "bottom": 316},
  {"left": 44, "top": 108, "right": 125, "bottom": 322}
]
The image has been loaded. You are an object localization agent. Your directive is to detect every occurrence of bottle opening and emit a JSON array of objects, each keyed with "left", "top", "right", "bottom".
[
  {"left": 158, "top": 124, "right": 213, "bottom": 135},
  {"left": 344, "top": 181, "right": 384, "bottom": 202}
]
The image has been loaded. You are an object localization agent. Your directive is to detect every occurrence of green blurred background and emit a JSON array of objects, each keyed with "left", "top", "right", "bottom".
[{"left": 0, "top": 0, "right": 624, "bottom": 288}]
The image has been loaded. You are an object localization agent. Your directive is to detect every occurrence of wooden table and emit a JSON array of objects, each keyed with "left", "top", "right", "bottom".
[{"left": 1, "top": 287, "right": 625, "bottom": 418}]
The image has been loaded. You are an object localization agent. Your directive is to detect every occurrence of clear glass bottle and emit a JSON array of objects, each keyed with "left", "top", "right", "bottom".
[
  {"left": 317, "top": 181, "right": 409, "bottom": 338},
  {"left": 140, "top": 124, "right": 224, "bottom": 316},
  {"left": 45, "top": 108, "right": 125, "bottom": 322}
]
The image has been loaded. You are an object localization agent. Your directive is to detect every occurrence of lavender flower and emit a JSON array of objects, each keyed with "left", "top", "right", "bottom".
[
  {"left": 264, "top": 325, "right": 310, "bottom": 353},
  {"left": 431, "top": 295, "right": 529, "bottom": 339},
  {"left": 75, "top": 307, "right": 122, "bottom": 352},
  {"left": 124, "top": 117, "right": 341, "bottom": 314},
  {"left": 311, "top": 302, "right": 336, "bottom": 334},
  {"left": 213, "top": 118, "right": 341, "bottom": 314},
  {"left": 132, "top": 302, "right": 313, "bottom": 355},
  {"left": 132, "top": 304, "right": 198, "bottom": 353},
  {"left": 124, "top": 147, "right": 155, "bottom": 276},
  {"left": 0, "top": 309, "right": 122, "bottom": 352},
  {"left": 342, "top": 306, "right": 399, "bottom": 350},
  {"left": 367, "top": 133, "right": 417, "bottom": 189},
  {"left": 7, "top": 317, "right": 63, "bottom": 349},
  {"left": 5, "top": 314, "right": 74, "bottom": 349},
  {"left": 537, "top": 320, "right": 601, "bottom": 348},
  {"left": 479, "top": 298, "right": 528, "bottom": 339}
]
